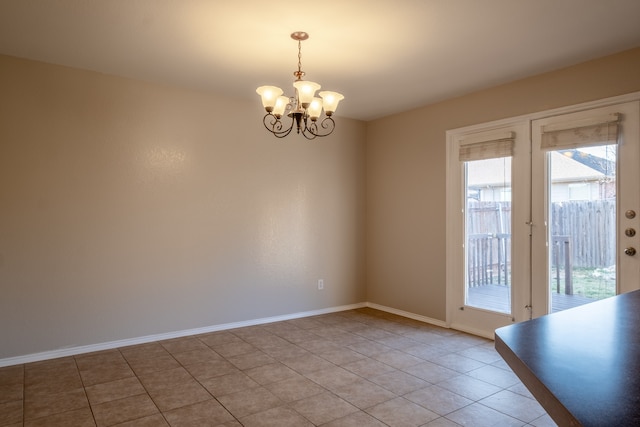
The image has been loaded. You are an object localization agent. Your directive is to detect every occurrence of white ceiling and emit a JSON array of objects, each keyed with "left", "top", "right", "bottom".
[{"left": 1, "top": 1, "right": 639, "bottom": 121}]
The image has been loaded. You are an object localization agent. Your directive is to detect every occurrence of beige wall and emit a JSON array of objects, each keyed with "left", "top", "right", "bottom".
[
  {"left": 365, "top": 47, "right": 640, "bottom": 321},
  {"left": 0, "top": 55, "right": 366, "bottom": 359},
  {"left": 3, "top": 47, "right": 640, "bottom": 361}
]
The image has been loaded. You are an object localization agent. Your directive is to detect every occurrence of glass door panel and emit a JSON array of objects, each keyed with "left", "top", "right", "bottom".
[
  {"left": 547, "top": 146, "right": 617, "bottom": 312},
  {"left": 465, "top": 157, "right": 512, "bottom": 314}
]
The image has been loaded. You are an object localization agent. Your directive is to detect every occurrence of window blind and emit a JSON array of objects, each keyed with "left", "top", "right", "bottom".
[
  {"left": 541, "top": 113, "right": 620, "bottom": 150},
  {"left": 458, "top": 131, "right": 515, "bottom": 162}
]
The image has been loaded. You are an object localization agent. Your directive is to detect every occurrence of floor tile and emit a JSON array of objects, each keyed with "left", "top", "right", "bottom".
[
  {"left": 366, "top": 396, "right": 439, "bottom": 426},
  {"left": 280, "top": 354, "right": 335, "bottom": 374},
  {"left": 265, "top": 376, "right": 325, "bottom": 403},
  {"left": 138, "top": 367, "right": 192, "bottom": 392},
  {"left": 146, "top": 379, "right": 211, "bottom": 412},
  {"left": 375, "top": 335, "right": 419, "bottom": 350},
  {"left": 333, "top": 378, "right": 396, "bottom": 409},
  {"left": 240, "top": 406, "right": 313, "bottom": 427},
  {"left": 75, "top": 350, "right": 126, "bottom": 371},
  {"left": 260, "top": 344, "right": 309, "bottom": 360},
  {"left": 304, "top": 366, "right": 361, "bottom": 391},
  {"left": 171, "top": 348, "right": 221, "bottom": 366},
  {"left": 373, "top": 349, "right": 424, "bottom": 369},
  {"left": 404, "top": 384, "right": 473, "bottom": 416},
  {"left": 112, "top": 413, "right": 169, "bottom": 426},
  {"left": 120, "top": 343, "right": 170, "bottom": 363},
  {"left": 369, "top": 370, "right": 430, "bottom": 395},
  {"left": 0, "top": 399, "right": 22, "bottom": 425},
  {"left": 162, "top": 399, "right": 234, "bottom": 426},
  {"left": 284, "top": 317, "right": 324, "bottom": 330},
  {"left": 429, "top": 353, "right": 486, "bottom": 373},
  {"left": 244, "top": 363, "right": 299, "bottom": 385},
  {"left": 437, "top": 375, "right": 503, "bottom": 401},
  {"left": 0, "top": 383, "right": 22, "bottom": 404},
  {"left": 321, "top": 410, "right": 388, "bottom": 427},
  {"left": 457, "top": 345, "right": 503, "bottom": 364},
  {"left": 23, "top": 406, "right": 95, "bottom": 427},
  {"left": 226, "top": 351, "right": 274, "bottom": 371},
  {"left": 342, "top": 357, "right": 397, "bottom": 378},
  {"left": 466, "top": 365, "right": 520, "bottom": 388},
  {"left": 0, "top": 366, "right": 23, "bottom": 385},
  {"left": 91, "top": 393, "right": 159, "bottom": 427},
  {"left": 290, "top": 391, "right": 359, "bottom": 425},
  {"left": 160, "top": 337, "right": 208, "bottom": 355},
  {"left": 24, "top": 387, "right": 89, "bottom": 420},
  {"left": 445, "top": 402, "right": 524, "bottom": 427},
  {"left": 127, "top": 354, "right": 180, "bottom": 376},
  {"left": 345, "top": 340, "right": 392, "bottom": 357},
  {"left": 85, "top": 377, "right": 146, "bottom": 405},
  {"left": 184, "top": 359, "right": 239, "bottom": 381},
  {"left": 199, "top": 371, "right": 260, "bottom": 397},
  {"left": 296, "top": 339, "right": 341, "bottom": 354},
  {"left": 24, "top": 369, "right": 83, "bottom": 397},
  {"left": 478, "top": 389, "right": 546, "bottom": 423},
  {"left": 317, "top": 347, "right": 366, "bottom": 366},
  {"left": 507, "top": 382, "right": 535, "bottom": 399},
  {"left": 79, "top": 362, "right": 135, "bottom": 387},
  {"left": 211, "top": 341, "right": 256, "bottom": 358},
  {"left": 528, "top": 413, "right": 558, "bottom": 427},
  {"left": 402, "top": 361, "right": 460, "bottom": 384},
  {"left": 423, "top": 417, "right": 463, "bottom": 426},
  {"left": 216, "top": 386, "right": 283, "bottom": 419},
  {"left": 403, "top": 344, "right": 450, "bottom": 361},
  {"left": 197, "top": 332, "right": 243, "bottom": 348}
]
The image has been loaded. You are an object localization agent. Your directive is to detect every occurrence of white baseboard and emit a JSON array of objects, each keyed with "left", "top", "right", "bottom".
[
  {"left": 365, "top": 302, "right": 448, "bottom": 329},
  {"left": 0, "top": 302, "right": 366, "bottom": 368},
  {"left": 0, "top": 302, "right": 459, "bottom": 367}
]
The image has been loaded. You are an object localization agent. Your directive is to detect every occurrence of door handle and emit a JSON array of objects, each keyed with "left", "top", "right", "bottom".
[{"left": 624, "top": 247, "right": 636, "bottom": 256}]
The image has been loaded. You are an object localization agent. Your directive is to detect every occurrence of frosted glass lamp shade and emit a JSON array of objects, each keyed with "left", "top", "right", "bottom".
[
  {"left": 256, "top": 86, "right": 284, "bottom": 112},
  {"left": 307, "top": 97, "right": 323, "bottom": 120},
  {"left": 273, "top": 96, "right": 289, "bottom": 118},
  {"left": 293, "top": 81, "right": 321, "bottom": 107},
  {"left": 319, "top": 91, "right": 344, "bottom": 116}
]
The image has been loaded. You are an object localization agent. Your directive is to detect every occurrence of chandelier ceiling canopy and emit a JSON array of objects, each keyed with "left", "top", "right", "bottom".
[{"left": 256, "top": 32, "right": 344, "bottom": 140}]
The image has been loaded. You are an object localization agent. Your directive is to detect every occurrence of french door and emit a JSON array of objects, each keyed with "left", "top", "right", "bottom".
[
  {"left": 447, "top": 98, "right": 640, "bottom": 338},
  {"left": 530, "top": 101, "right": 640, "bottom": 318}
]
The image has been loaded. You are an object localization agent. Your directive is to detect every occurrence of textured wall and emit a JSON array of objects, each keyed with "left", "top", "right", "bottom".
[
  {"left": 0, "top": 55, "right": 366, "bottom": 359},
  {"left": 365, "top": 47, "right": 640, "bottom": 321}
]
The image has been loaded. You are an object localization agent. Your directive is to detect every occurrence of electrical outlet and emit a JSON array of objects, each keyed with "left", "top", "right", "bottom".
[{"left": 317, "top": 279, "right": 324, "bottom": 290}]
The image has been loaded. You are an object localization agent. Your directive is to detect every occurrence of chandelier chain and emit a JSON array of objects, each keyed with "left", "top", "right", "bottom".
[{"left": 297, "top": 40, "right": 303, "bottom": 75}]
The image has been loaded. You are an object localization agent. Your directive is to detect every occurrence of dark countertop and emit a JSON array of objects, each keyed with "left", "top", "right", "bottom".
[{"left": 495, "top": 290, "right": 640, "bottom": 427}]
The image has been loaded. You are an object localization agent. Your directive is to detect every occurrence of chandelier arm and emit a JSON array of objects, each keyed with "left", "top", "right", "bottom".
[
  {"left": 306, "top": 117, "right": 336, "bottom": 138},
  {"left": 301, "top": 125, "right": 318, "bottom": 140},
  {"left": 262, "top": 113, "right": 294, "bottom": 138}
]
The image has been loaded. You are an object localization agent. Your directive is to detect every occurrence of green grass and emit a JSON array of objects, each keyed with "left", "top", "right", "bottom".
[{"left": 551, "top": 266, "right": 616, "bottom": 300}]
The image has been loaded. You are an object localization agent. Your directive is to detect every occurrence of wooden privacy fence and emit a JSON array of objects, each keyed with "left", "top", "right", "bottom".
[
  {"left": 550, "top": 200, "right": 615, "bottom": 268},
  {"left": 466, "top": 199, "right": 615, "bottom": 288}
]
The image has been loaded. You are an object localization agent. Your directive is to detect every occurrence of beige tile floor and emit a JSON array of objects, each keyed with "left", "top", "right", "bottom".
[{"left": 0, "top": 308, "right": 557, "bottom": 427}]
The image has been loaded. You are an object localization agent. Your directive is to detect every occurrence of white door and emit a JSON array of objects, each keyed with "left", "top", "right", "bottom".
[
  {"left": 447, "top": 121, "right": 531, "bottom": 338},
  {"left": 447, "top": 98, "right": 640, "bottom": 337},
  {"left": 530, "top": 101, "right": 640, "bottom": 318}
]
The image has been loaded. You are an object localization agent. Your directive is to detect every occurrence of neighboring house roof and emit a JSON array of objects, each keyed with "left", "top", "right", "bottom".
[{"left": 467, "top": 152, "right": 606, "bottom": 187}]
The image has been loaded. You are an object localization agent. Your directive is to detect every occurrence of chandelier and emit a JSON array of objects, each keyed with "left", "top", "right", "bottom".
[{"left": 256, "top": 32, "right": 344, "bottom": 139}]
